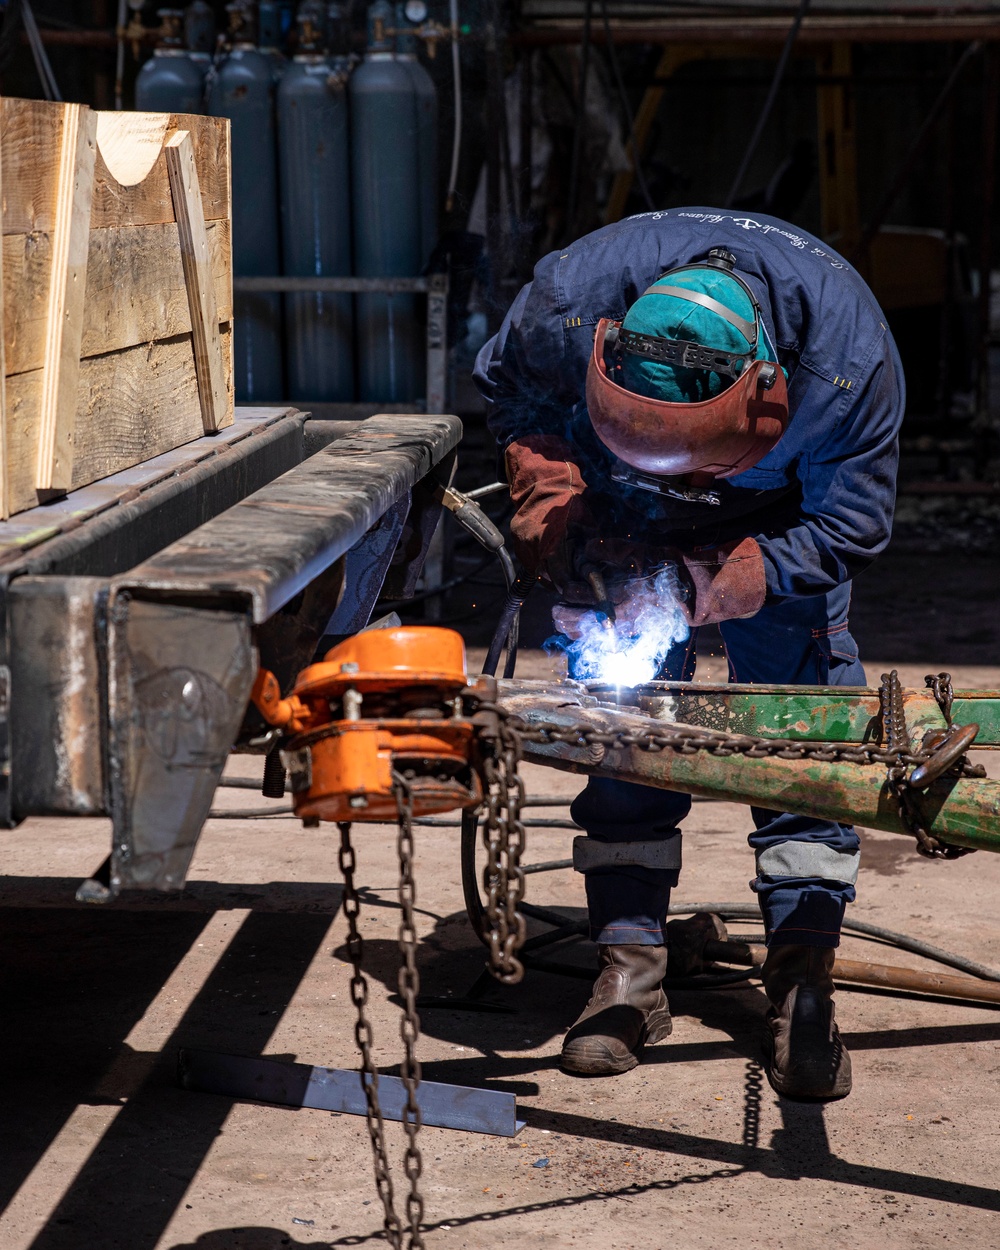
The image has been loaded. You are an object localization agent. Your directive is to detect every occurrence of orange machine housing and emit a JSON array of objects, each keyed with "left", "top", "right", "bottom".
[{"left": 251, "top": 627, "right": 484, "bottom": 823}]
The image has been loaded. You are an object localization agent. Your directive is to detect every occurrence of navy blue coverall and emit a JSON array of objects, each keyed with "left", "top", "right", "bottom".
[{"left": 474, "top": 208, "right": 906, "bottom": 950}]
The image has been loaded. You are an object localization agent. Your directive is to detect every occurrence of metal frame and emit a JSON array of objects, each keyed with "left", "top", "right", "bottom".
[
  {"left": 1, "top": 409, "right": 462, "bottom": 901},
  {"left": 232, "top": 274, "right": 449, "bottom": 416}
]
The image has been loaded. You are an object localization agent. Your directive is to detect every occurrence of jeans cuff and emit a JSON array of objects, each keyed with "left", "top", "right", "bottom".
[{"left": 589, "top": 921, "right": 668, "bottom": 946}]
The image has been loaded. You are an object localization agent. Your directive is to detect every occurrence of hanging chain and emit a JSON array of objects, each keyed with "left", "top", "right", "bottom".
[
  {"left": 480, "top": 718, "right": 528, "bottom": 983},
  {"left": 884, "top": 670, "right": 974, "bottom": 861},
  {"left": 391, "top": 774, "right": 426, "bottom": 1250},
  {"left": 926, "top": 671, "right": 955, "bottom": 726},
  {"left": 336, "top": 821, "right": 402, "bottom": 1249}
]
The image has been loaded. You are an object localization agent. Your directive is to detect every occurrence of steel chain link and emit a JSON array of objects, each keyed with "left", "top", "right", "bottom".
[
  {"left": 336, "top": 822, "right": 402, "bottom": 1248},
  {"left": 480, "top": 719, "right": 529, "bottom": 983},
  {"left": 391, "top": 774, "right": 426, "bottom": 1250}
]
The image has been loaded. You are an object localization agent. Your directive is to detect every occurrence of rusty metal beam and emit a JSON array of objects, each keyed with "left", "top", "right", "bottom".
[{"left": 498, "top": 683, "right": 1000, "bottom": 853}]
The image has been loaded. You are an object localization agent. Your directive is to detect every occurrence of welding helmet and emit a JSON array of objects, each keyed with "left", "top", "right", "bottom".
[{"left": 586, "top": 248, "right": 789, "bottom": 490}]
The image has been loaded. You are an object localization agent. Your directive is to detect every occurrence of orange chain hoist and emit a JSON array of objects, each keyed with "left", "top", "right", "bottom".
[{"left": 250, "top": 626, "right": 496, "bottom": 823}]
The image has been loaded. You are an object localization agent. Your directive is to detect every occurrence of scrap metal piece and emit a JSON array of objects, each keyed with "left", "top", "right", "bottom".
[
  {"left": 103, "top": 597, "right": 257, "bottom": 897},
  {"left": 178, "top": 1049, "right": 524, "bottom": 1137}
]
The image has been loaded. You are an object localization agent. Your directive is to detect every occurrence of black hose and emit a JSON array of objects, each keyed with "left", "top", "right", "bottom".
[{"left": 724, "top": 0, "right": 811, "bottom": 207}]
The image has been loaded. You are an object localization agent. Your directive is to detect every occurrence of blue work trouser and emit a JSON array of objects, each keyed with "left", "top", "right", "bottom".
[{"left": 570, "top": 583, "right": 865, "bottom": 949}]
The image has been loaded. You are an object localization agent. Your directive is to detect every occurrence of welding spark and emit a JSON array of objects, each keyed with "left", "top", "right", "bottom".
[{"left": 548, "top": 565, "right": 690, "bottom": 686}]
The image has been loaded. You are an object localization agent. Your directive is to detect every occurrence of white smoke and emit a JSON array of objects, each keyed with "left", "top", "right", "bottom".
[{"left": 548, "top": 565, "right": 690, "bottom": 686}]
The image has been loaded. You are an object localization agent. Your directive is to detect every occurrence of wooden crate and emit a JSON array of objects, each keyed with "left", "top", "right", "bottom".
[{"left": 0, "top": 99, "right": 233, "bottom": 517}]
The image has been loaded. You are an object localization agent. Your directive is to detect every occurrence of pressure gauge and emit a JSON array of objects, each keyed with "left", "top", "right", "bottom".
[{"left": 404, "top": 0, "right": 427, "bottom": 22}]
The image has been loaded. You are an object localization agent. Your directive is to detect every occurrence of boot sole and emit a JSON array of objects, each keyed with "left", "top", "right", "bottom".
[
  {"left": 761, "top": 1029, "right": 852, "bottom": 1101},
  {"left": 561, "top": 1007, "right": 673, "bottom": 1077}
]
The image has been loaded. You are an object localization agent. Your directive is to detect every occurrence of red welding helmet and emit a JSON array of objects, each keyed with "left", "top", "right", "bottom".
[{"left": 585, "top": 256, "right": 790, "bottom": 480}]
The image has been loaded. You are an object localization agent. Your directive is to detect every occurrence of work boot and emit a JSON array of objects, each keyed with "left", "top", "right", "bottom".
[
  {"left": 761, "top": 945, "right": 852, "bottom": 1100},
  {"left": 560, "top": 944, "right": 672, "bottom": 1076}
]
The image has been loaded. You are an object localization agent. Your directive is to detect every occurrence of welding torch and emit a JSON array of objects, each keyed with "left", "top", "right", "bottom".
[{"left": 433, "top": 482, "right": 532, "bottom": 679}]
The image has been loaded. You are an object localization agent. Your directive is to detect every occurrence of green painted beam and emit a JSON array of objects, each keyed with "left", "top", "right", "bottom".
[
  {"left": 498, "top": 687, "right": 1000, "bottom": 853},
  {"left": 583, "top": 682, "right": 1000, "bottom": 747}
]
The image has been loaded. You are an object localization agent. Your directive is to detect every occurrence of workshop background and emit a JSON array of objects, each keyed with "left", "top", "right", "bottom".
[{"left": 2, "top": 2, "right": 1000, "bottom": 1249}]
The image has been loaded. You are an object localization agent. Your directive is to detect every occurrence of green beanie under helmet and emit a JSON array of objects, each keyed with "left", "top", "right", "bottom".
[{"left": 619, "top": 268, "right": 780, "bottom": 404}]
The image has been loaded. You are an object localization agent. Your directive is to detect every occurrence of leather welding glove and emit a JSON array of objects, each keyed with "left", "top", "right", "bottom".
[
  {"left": 504, "top": 434, "right": 589, "bottom": 575},
  {"left": 676, "top": 536, "right": 767, "bottom": 627}
]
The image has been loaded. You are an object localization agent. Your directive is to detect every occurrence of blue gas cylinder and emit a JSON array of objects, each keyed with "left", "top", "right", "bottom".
[
  {"left": 395, "top": 3, "right": 438, "bottom": 268},
  {"left": 207, "top": 1, "right": 284, "bottom": 401},
  {"left": 349, "top": 0, "right": 422, "bottom": 403},
  {"left": 136, "top": 10, "right": 206, "bottom": 113},
  {"left": 277, "top": 3, "right": 353, "bottom": 400},
  {"left": 183, "top": 0, "right": 215, "bottom": 53}
]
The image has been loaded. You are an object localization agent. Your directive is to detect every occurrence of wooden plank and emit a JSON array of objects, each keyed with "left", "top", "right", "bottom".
[
  {"left": 3, "top": 219, "right": 232, "bottom": 376},
  {"left": 0, "top": 116, "right": 8, "bottom": 519},
  {"left": 90, "top": 111, "right": 230, "bottom": 230},
  {"left": 35, "top": 103, "right": 97, "bottom": 495},
  {"left": 0, "top": 98, "right": 64, "bottom": 236},
  {"left": 5, "top": 327, "right": 233, "bottom": 514},
  {"left": 1, "top": 106, "right": 229, "bottom": 234},
  {"left": 165, "top": 130, "right": 230, "bottom": 433}
]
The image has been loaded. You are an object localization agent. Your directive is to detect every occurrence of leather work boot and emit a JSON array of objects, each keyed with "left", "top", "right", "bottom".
[
  {"left": 560, "top": 944, "right": 672, "bottom": 1076},
  {"left": 761, "top": 945, "right": 852, "bottom": 1100}
]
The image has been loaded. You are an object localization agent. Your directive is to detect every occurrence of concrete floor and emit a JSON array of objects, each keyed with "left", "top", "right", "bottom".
[{"left": 2, "top": 651, "right": 1000, "bottom": 1247}]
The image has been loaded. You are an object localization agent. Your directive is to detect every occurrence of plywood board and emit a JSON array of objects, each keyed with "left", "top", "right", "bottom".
[
  {"left": 3, "top": 220, "right": 232, "bottom": 376},
  {"left": 5, "top": 326, "right": 233, "bottom": 514},
  {"left": 1, "top": 103, "right": 230, "bottom": 234}
]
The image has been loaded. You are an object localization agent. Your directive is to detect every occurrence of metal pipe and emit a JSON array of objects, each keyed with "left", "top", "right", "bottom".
[
  {"left": 704, "top": 938, "right": 1000, "bottom": 1007},
  {"left": 499, "top": 689, "right": 1000, "bottom": 853}
]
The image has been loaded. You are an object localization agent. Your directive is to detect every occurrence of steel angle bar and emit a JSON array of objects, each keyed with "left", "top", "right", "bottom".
[
  {"left": 497, "top": 687, "right": 1000, "bottom": 854},
  {"left": 99, "top": 416, "right": 461, "bottom": 895},
  {"left": 0, "top": 408, "right": 305, "bottom": 578},
  {"left": 111, "top": 414, "right": 462, "bottom": 622},
  {"left": 178, "top": 1049, "right": 524, "bottom": 1137},
  {"left": 0, "top": 408, "right": 304, "bottom": 829}
]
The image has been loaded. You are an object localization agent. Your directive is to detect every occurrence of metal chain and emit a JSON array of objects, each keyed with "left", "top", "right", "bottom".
[
  {"left": 876, "top": 670, "right": 974, "bottom": 861},
  {"left": 391, "top": 774, "right": 426, "bottom": 1250},
  {"left": 926, "top": 671, "right": 955, "bottom": 726},
  {"left": 496, "top": 714, "right": 984, "bottom": 775},
  {"left": 336, "top": 822, "right": 402, "bottom": 1249},
  {"left": 480, "top": 719, "right": 528, "bottom": 984}
]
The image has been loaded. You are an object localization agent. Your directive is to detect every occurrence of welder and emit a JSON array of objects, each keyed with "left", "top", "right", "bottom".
[{"left": 474, "top": 208, "right": 905, "bottom": 1100}]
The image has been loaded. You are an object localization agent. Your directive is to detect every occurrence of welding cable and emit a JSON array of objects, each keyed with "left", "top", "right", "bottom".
[
  {"left": 21, "top": 0, "right": 61, "bottom": 101},
  {"left": 598, "top": 0, "right": 654, "bottom": 211},
  {"left": 445, "top": 0, "right": 462, "bottom": 213},
  {"left": 482, "top": 574, "right": 535, "bottom": 677},
  {"left": 724, "top": 0, "right": 810, "bottom": 208}
]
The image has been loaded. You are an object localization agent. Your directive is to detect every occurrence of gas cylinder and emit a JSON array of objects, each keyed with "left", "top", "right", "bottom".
[
  {"left": 395, "top": 1, "right": 438, "bottom": 268},
  {"left": 277, "top": 1, "right": 353, "bottom": 400},
  {"left": 207, "top": 0, "right": 284, "bottom": 401},
  {"left": 258, "top": 0, "right": 289, "bottom": 79},
  {"left": 349, "top": 0, "right": 423, "bottom": 403},
  {"left": 135, "top": 9, "right": 206, "bottom": 113},
  {"left": 183, "top": 0, "right": 215, "bottom": 53}
]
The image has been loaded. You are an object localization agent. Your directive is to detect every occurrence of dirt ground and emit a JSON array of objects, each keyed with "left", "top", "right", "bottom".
[{"left": 2, "top": 547, "right": 1000, "bottom": 1250}]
